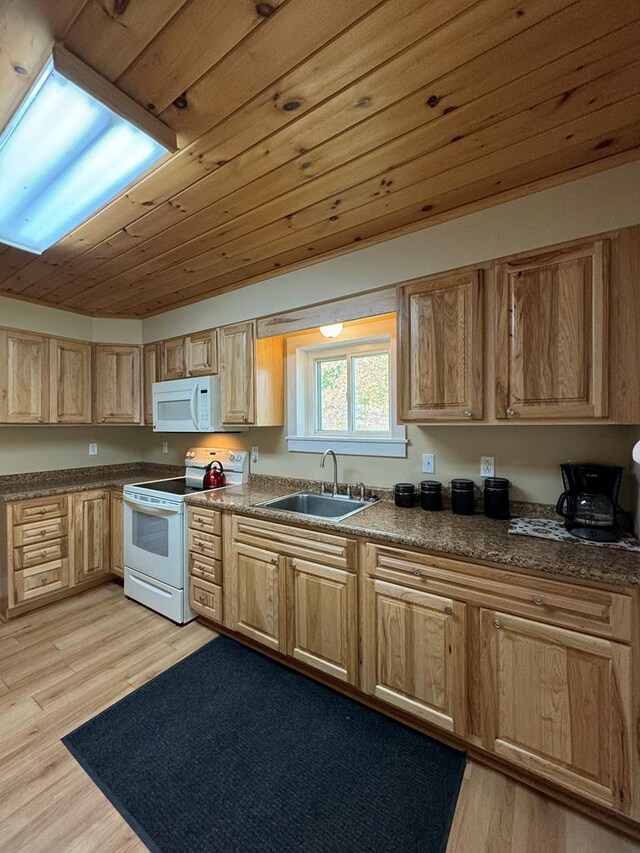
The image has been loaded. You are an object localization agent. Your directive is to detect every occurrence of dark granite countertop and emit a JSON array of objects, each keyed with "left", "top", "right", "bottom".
[
  {"left": 185, "top": 476, "right": 640, "bottom": 590},
  {"left": 0, "top": 463, "right": 184, "bottom": 502}
]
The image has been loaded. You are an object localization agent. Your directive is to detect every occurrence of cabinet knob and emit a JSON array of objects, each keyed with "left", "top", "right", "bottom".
[
  {"left": 242, "top": 415, "right": 248, "bottom": 422},
  {"left": 40, "top": 550, "right": 47, "bottom": 558},
  {"left": 199, "top": 594, "right": 205, "bottom": 603},
  {"left": 270, "top": 556, "right": 278, "bottom": 565},
  {"left": 412, "top": 568, "right": 422, "bottom": 577},
  {"left": 506, "top": 407, "right": 515, "bottom": 418},
  {"left": 443, "top": 605, "right": 452, "bottom": 615},
  {"left": 101, "top": 417, "right": 107, "bottom": 422},
  {"left": 37, "top": 417, "right": 44, "bottom": 423},
  {"left": 463, "top": 409, "right": 473, "bottom": 418},
  {"left": 290, "top": 560, "right": 297, "bottom": 569},
  {"left": 38, "top": 509, "right": 46, "bottom": 515},
  {"left": 532, "top": 595, "right": 544, "bottom": 606},
  {"left": 40, "top": 577, "right": 47, "bottom": 585},
  {"left": 493, "top": 619, "right": 502, "bottom": 629},
  {"left": 40, "top": 531, "right": 47, "bottom": 537}
]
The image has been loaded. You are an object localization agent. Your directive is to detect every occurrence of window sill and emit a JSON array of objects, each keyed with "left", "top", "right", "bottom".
[{"left": 286, "top": 436, "right": 408, "bottom": 458}]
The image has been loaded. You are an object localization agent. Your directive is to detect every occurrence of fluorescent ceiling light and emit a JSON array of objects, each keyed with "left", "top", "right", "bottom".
[{"left": 0, "top": 46, "right": 176, "bottom": 255}]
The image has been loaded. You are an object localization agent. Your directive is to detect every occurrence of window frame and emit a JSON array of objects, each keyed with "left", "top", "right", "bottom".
[{"left": 286, "top": 316, "right": 407, "bottom": 458}]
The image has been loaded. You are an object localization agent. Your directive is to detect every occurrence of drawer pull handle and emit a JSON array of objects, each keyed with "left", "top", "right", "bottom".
[
  {"left": 40, "top": 577, "right": 48, "bottom": 584},
  {"left": 38, "top": 509, "right": 47, "bottom": 515},
  {"left": 199, "top": 594, "right": 206, "bottom": 603},
  {"left": 40, "top": 550, "right": 48, "bottom": 558},
  {"left": 506, "top": 407, "right": 515, "bottom": 418},
  {"left": 412, "top": 568, "right": 422, "bottom": 577},
  {"left": 270, "top": 556, "right": 278, "bottom": 565},
  {"left": 494, "top": 619, "right": 502, "bottom": 629},
  {"left": 40, "top": 531, "right": 47, "bottom": 537},
  {"left": 463, "top": 409, "right": 473, "bottom": 418},
  {"left": 532, "top": 595, "right": 544, "bottom": 606},
  {"left": 290, "top": 560, "right": 297, "bottom": 569},
  {"left": 443, "top": 605, "right": 452, "bottom": 615}
]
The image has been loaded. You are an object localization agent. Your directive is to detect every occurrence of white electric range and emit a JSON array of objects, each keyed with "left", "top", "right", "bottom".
[{"left": 123, "top": 447, "right": 248, "bottom": 623}]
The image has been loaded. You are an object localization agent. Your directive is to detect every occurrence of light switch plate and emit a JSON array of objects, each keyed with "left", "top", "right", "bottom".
[
  {"left": 88, "top": 443, "right": 98, "bottom": 456},
  {"left": 251, "top": 446, "right": 259, "bottom": 463},
  {"left": 422, "top": 453, "right": 435, "bottom": 474},
  {"left": 162, "top": 441, "right": 169, "bottom": 454},
  {"left": 480, "top": 456, "right": 495, "bottom": 477}
]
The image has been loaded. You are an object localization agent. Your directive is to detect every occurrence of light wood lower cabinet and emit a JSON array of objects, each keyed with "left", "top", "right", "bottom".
[
  {"left": 480, "top": 609, "right": 632, "bottom": 813},
  {"left": 235, "top": 543, "right": 284, "bottom": 652},
  {"left": 363, "top": 577, "right": 467, "bottom": 734},
  {"left": 71, "top": 490, "right": 111, "bottom": 585},
  {"left": 287, "top": 557, "right": 358, "bottom": 685},
  {"left": 110, "top": 490, "right": 123, "bottom": 578}
]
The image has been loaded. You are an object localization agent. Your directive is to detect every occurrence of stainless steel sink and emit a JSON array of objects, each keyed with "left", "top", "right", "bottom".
[{"left": 255, "top": 491, "right": 374, "bottom": 521}]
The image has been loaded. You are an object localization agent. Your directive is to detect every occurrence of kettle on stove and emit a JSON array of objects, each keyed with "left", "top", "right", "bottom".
[{"left": 203, "top": 460, "right": 226, "bottom": 489}]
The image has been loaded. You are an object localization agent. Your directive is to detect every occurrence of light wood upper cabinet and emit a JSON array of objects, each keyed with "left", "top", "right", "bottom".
[
  {"left": 94, "top": 345, "right": 142, "bottom": 424},
  {"left": 71, "top": 490, "right": 110, "bottom": 586},
  {"left": 186, "top": 329, "right": 218, "bottom": 376},
  {"left": 398, "top": 270, "right": 483, "bottom": 421},
  {"left": 49, "top": 338, "right": 92, "bottom": 424},
  {"left": 110, "top": 490, "right": 124, "bottom": 578},
  {"left": 160, "top": 336, "right": 186, "bottom": 381},
  {"left": 0, "top": 330, "right": 49, "bottom": 424},
  {"left": 480, "top": 609, "right": 631, "bottom": 813},
  {"left": 363, "top": 577, "right": 467, "bottom": 735},
  {"left": 495, "top": 241, "right": 608, "bottom": 420},
  {"left": 234, "top": 542, "right": 285, "bottom": 652},
  {"left": 220, "top": 321, "right": 284, "bottom": 426},
  {"left": 286, "top": 557, "right": 358, "bottom": 685},
  {"left": 143, "top": 343, "right": 160, "bottom": 425}
]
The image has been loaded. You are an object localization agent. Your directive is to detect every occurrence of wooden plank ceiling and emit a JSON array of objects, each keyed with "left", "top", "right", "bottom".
[{"left": 1, "top": 0, "right": 640, "bottom": 318}]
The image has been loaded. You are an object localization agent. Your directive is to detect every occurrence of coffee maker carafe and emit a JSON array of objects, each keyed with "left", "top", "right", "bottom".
[{"left": 556, "top": 463, "right": 623, "bottom": 542}]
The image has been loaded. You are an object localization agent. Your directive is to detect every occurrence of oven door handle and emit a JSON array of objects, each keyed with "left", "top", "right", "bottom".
[{"left": 124, "top": 496, "right": 181, "bottom": 516}]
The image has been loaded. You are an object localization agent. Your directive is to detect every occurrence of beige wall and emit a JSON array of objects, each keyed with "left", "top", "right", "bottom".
[
  {"left": 0, "top": 296, "right": 142, "bottom": 343},
  {"left": 0, "top": 427, "right": 147, "bottom": 476},
  {"left": 142, "top": 425, "right": 639, "bottom": 509}
]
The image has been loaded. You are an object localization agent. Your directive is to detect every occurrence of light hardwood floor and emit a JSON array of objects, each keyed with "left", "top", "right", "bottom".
[{"left": 0, "top": 584, "right": 637, "bottom": 853}]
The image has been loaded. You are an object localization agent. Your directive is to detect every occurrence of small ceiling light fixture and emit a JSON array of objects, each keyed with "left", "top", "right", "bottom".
[
  {"left": 0, "top": 45, "right": 176, "bottom": 254},
  {"left": 319, "top": 323, "right": 344, "bottom": 338}
]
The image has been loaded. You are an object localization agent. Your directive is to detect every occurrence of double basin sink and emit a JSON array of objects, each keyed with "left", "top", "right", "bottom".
[{"left": 256, "top": 491, "right": 375, "bottom": 522}]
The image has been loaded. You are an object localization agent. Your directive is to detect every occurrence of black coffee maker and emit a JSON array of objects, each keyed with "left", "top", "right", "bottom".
[{"left": 556, "top": 463, "right": 624, "bottom": 542}]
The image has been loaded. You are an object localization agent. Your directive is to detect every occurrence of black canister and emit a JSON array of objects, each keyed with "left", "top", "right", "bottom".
[
  {"left": 450, "top": 478, "right": 475, "bottom": 515},
  {"left": 394, "top": 483, "right": 416, "bottom": 508},
  {"left": 483, "top": 477, "right": 510, "bottom": 519},
  {"left": 420, "top": 480, "right": 443, "bottom": 511}
]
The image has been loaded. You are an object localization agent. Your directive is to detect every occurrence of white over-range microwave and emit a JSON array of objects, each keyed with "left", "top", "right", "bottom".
[{"left": 152, "top": 376, "right": 246, "bottom": 433}]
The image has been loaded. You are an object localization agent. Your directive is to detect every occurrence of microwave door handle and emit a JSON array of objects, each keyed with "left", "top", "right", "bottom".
[
  {"left": 124, "top": 496, "right": 180, "bottom": 516},
  {"left": 190, "top": 383, "right": 199, "bottom": 429}
]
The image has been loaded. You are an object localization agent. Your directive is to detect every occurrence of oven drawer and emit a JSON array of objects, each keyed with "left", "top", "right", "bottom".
[
  {"left": 189, "top": 552, "right": 222, "bottom": 585},
  {"left": 124, "top": 568, "right": 187, "bottom": 624},
  {"left": 188, "top": 506, "right": 221, "bottom": 535},
  {"left": 13, "top": 516, "right": 67, "bottom": 547},
  {"left": 188, "top": 529, "right": 222, "bottom": 560},
  {"left": 13, "top": 538, "right": 67, "bottom": 570},
  {"left": 12, "top": 560, "right": 69, "bottom": 605},
  {"left": 190, "top": 576, "right": 223, "bottom": 623},
  {"left": 11, "top": 495, "right": 68, "bottom": 524}
]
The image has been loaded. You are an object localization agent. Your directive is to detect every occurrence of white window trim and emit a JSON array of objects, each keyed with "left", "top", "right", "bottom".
[{"left": 286, "top": 317, "right": 407, "bottom": 458}]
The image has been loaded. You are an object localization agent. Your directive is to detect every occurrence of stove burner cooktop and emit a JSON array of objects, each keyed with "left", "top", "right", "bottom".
[{"left": 136, "top": 477, "right": 212, "bottom": 496}]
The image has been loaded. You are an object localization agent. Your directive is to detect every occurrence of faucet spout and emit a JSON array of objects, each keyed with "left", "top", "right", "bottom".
[{"left": 320, "top": 449, "right": 338, "bottom": 496}]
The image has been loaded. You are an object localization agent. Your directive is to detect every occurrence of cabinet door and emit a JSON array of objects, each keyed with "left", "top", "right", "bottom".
[
  {"left": 220, "top": 321, "right": 254, "bottom": 424},
  {"left": 50, "top": 339, "right": 92, "bottom": 424},
  {"left": 398, "top": 270, "right": 483, "bottom": 421},
  {"left": 495, "top": 241, "right": 607, "bottom": 419},
  {"left": 481, "top": 610, "right": 631, "bottom": 812},
  {"left": 71, "top": 490, "right": 110, "bottom": 585},
  {"left": 235, "top": 542, "right": 284, "bottom": 651},
  {"left": 0, "top": 330, "right": 49, "bottom": 423},
  {"left": 363, "top": 578, "right": 466, "bottom": 734},
  {"left": 110, "top": 491, "right": 124, "bottom": 578},
  {"left": 286, "top": 558, "right": 357, "bottom": 685},
  {"left": 143, "top": 343, "right": 160, "bottom": 424},
  {"left": 94, "top": 345, "right": 142, "bottom": 424},
  {"left": 186, "top": 329, "right": 218, "bottom": 376},
  {"left": 160, "top": 337, "right": 186, "bottom": 380}
]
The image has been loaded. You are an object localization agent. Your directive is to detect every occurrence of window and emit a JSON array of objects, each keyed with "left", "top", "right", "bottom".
[{"left": 286, "top": 317, "right": 406, "bottom": 457}]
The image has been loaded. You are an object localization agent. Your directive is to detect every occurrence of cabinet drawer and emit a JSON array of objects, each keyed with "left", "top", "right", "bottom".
[
  {"left": 188, "top": 506, "right": 221, "bottom": 535},
  {"left": 189, "top": 552, "right": 222, "bottom": 585},
  {"left": 12, "top": 560, "right": 69, "bottom": 604},
  {"left": 12, "top": 516, "right": 67, "bottom": 547},
  {"left": 13, "top": 538, "right": 67, "bottom": 570},
  {"left": 11, "top": 495, "right": 68, "bottom": 524},
  {"left": 190, "top": 576, "right": 223, "bottom": 623},
  {"left": 365, "top": 543, "right": 632, "bottom": 641},
  {"left": 188, "top": 529, "right": 222, "bottom": 560},
  {"left": 233, "top": 514, "right": 355, "bottom": 569}
]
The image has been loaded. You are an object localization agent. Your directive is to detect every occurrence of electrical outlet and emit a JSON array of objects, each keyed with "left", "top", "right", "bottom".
[
  {"left": 88, "top": 443, "right": 98, "bottom": 456},
  {"left": 162, "top": 441, "right": 169, "bottom": 454},
  {"left": 480, "top": 456, "right": 495, "bottom": 478},
  {"left": 422, "top": 453, "right": 435, "bottom": 474},
  {"left": 251, "top": 446, "right": 259, "bottom": 463}
]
